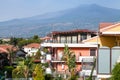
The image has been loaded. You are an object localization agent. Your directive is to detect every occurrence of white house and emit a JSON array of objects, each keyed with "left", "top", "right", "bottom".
[{"left": 23, "top": 43, "right": 40, "bottom": 56}]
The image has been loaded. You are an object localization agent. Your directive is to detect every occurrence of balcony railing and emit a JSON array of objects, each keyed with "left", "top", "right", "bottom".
[
  {"left": 80, "top": 70, "right": 96, "bottom": 76},
  {"left": 82, "top": 65, "right": 93, "bottom": 70},
  {"left": 78, "top": 56, "right": 96, "bottom": 62},
  {"left": 51, "top": 56, "right": 96, "bottom": 63}
]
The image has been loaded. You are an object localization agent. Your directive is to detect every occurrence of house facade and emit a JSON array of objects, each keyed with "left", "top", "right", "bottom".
[
  {"left": 23, "top": 43, "right": 40, "bottom": 56},
  {"left": 41, "top": 29, "right": 98, "bottom": 79},
  {"left": 83, "top": 22, "right": 120, "bottom": 80}
]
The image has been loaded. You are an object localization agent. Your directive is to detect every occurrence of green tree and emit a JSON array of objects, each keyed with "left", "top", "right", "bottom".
[
  {"left": 33, "top": 35, "right": 39, "bottom": 40},
  {"left": 12, "top": 61, "right": 26, "bottom": 78},
  {"left": 7, "top": 48, "right": 16, "bottom": 66},
  {"left": 62, "top": 45, "right": 76, "bottom": 80},
  {"left": 62, "top": 45, "right": 76, "bottom": 72},
  {"left": 24, "top": 56, "right": 35, "bottom": 77},
  {"left": 12, "top": 65, "right": 29, "bottom": 79},
  {"left": 17, "top": 35, "right": 41, "bottom": 48},
  {"left": 33, "top": 64, "right": 45, "bottom": 80},
  {"left": 0, "top": 39, "right": 3, "bottom": 44},
  {"left": 110, "top": 63, "right": 120, "bottom": 80},
  {"left": 0, "top": 58, "right": 12, "bottom": 79},
  {"left": 9, "top": 37, "right": 18, "bottom": 46},
  {"left": 12, "top": 56, "right": 35, "bottom": 79},
  {"left": 25, "top": 56, "right": 36, "bottom": 78},
  {"left": 12, "top": 57, "right": 34, "bottom": 79},
  {"left": 34, "top": 50, "right": 41, "bottom": 59},
  {"left": 18, "top": 39, "right": 27, "bottom": 48}
]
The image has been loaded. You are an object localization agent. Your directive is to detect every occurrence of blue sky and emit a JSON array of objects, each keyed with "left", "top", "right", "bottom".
[{"left": 0, "top": 0, "right": 120, "bottom": 22}]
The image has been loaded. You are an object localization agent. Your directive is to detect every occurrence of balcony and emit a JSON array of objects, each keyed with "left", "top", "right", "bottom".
[
  {"left": 80, "top": 70, "right": 96, "bottom": 76},
  {"left": 82, "top": 65, "right": 93, "bottom": 70},
  {"left": 78, "top": 56, "right": 96, "bottom": 62},
  {"left": 51, "top": 56, "right": 96, "bottom": 63},
  {"left": 41, "top": 43, "right": 98, "bottom": 48}
]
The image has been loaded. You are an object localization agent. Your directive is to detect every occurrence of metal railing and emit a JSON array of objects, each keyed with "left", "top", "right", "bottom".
[{"left": 79, "top": 56, "right": 96, "bottom": 62}]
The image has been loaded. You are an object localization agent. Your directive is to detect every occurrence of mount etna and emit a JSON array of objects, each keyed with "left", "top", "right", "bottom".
[{"left": 0, "top": 4, "right": 120, "bottom": 37}]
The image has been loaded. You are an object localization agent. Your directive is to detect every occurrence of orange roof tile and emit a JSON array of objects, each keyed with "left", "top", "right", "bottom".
[
  {"left": 0, "top": 47, "right": 8, "bottom": 53},
  {"left": 0, "top": 44, "right": 17, "bottom": 53},
  {"left": 100, "top": 23, "right": 120, "bottom": 32},
  {"left": 99, "top": 22, "right": 114, "bottom": 30},
  {"left": 24, "top": 43, "right": 40, "bottom": 48}
]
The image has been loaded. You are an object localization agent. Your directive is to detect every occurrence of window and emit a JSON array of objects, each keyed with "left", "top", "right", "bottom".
[
  {"left": 67, "top": 36, "right": 71, "bottom": 43},
  {"left": 81, "top": 33, "right": 87, "bottom": 41},
  {"left": 72, "top": 36, "right": 77, "bottom": 43},
  {"left": 60, "top": 36, "right": 66, "bottom": 43},
  {"left": 90, "top": 49, "right": 96, "bottom": 56}
]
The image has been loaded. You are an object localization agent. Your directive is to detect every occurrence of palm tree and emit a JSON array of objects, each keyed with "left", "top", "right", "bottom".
[
  {"left": 7, "top": 48, "right": 15, "bottom": 66},
  {"left": 34, "top": 50, "right": 41, "bottom": 59},
  {"left": 33, "top": 64, "right": 45, "bottom": 80},
  {"left": 62, "top": 45, "right": 76, "bottom": 79},
  {"left": 12, "top": 60, "right": 26, "bottom": 78},
  {"left": 24, "top": 56, "right": 35, "bottom": 78},
  {"left": 62, "top": 45, "right": 76, "bottom": 72},
  {"left": 12, "top": 57, "right": 34, "bottom": 79}
]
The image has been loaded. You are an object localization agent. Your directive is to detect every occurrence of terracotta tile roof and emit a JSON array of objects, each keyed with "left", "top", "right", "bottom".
[
  {"left": 23, "top": 43, "right": 40, "bottom": 48},
  {"left": 0, "top": 44, "right": 17, "bottom": 53},
  {"left": 50, "top": 29, "right": 96, "bottom": 35},
  {"left": 100, "top": 22, "right": 120, "bottom": 32},
  {"left": 99, "top": 22, "right": 114, "bottom": 30},
  {"left": 0, "top": 47, "right": 8, "bottom": 53}
]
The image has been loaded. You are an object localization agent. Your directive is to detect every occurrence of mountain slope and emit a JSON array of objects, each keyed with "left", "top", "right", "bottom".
[{"left": 0, "top": 4, "right": 120, "bottom": 37}]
